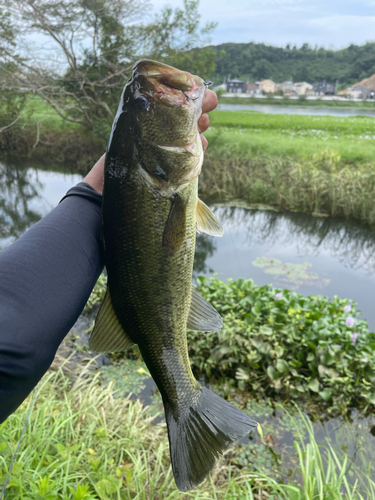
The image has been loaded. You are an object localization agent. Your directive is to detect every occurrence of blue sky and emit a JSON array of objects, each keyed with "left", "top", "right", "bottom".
[{"left": 152, "top": 0, "right": 375, "bottom": 48}]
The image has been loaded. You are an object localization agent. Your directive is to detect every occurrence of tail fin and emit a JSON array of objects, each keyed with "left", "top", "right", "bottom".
[{"left": 165, "top": 386, "right": 257, "bottom": 491}]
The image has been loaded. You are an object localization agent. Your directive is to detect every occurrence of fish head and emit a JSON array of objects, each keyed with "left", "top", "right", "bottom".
[{"left": 121, "top": 59, "right": 207, "bottom": 187}]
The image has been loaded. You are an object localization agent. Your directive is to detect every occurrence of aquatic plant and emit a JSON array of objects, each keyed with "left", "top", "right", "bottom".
[
  {"left": 87, "top": 275, "right": 375, "bottom": 415},
  {"left": 189, "top": 277, "right": 375, "bottom": 415},
  {"left": 252, "top": 257, "right": 330, "bottom": 289}
]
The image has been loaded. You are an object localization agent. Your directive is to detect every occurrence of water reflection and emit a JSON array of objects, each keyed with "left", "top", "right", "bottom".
[
  {"left": 196, "top": 206, "right": 375, "bottom": 329},
  {"left": 193, "top": 233, "right": 217, "bottom": 276},
  {"left": 0, "top": 162, "right": 42, "bottom": 246},
  {"left": 217, "top": 207, "right": 375, "bottom": 275},
  {"left": 0, "top": 161, "right": 82, "bottom": 248}
]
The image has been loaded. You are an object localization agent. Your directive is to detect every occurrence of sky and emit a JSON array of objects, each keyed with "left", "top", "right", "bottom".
[{"left": 151, "top": 0, "right": 375, "bottom": 48}]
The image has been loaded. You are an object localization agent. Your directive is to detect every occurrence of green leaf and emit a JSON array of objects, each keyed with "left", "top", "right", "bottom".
[
  {"left": 276, "top": 359, "right": 289, "bottom": 373},
  {"left": 319, "top": 388, "right": 332, "bottom": 401},
  {"left": 267, "top": 365, "right": 279, "bottom": 380},
  {"left": 308, "top": 379, "right": 320, "bottom": 393}
]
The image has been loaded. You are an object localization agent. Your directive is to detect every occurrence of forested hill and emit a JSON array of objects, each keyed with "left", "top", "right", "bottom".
[{"left": 210, "top": 42, "right": 375, "bottom": 88}]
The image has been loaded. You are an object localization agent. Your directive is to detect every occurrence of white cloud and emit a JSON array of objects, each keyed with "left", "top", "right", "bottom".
[{"left": 151, "top": 0, "right": 375, "bottom": 47}]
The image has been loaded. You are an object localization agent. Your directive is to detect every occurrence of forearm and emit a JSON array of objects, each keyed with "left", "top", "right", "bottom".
[{"left": 0, "top": 183, "right": 104, "bottom": 423}]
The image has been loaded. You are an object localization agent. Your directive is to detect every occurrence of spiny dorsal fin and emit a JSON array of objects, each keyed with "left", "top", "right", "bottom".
[
  {"left": 196, "top": 198, "right": 224, "bottom": 237},
  {"left": 186, "top": 286, "right": 223, "bottom": 332},
  {"left": 89, "top": 289, "right": 135, "bottom": 352}
]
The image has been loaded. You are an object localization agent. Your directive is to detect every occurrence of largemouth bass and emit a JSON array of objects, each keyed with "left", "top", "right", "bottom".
[{"left": 90, "top": 59, "right": 257, "bottom": 491}]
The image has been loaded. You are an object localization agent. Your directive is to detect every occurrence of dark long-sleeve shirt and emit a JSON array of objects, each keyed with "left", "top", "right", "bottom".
[{"left": 0, "top": 183, "right": 104, "bottom": 423}]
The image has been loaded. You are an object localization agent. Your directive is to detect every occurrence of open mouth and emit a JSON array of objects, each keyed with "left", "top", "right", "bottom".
[{"left": 132, "top": 59, "right": 205, "bottom": 107}]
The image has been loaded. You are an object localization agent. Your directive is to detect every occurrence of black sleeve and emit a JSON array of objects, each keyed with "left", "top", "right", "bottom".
[{"left": 0, "top": 182, "right": 104, "bottom": 423}]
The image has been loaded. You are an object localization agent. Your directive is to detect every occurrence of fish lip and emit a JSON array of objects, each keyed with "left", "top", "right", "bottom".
[{"left": 131, "top": 59, "right": 205, "bottom": 108}]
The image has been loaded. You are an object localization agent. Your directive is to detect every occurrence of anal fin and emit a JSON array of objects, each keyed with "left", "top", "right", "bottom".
[
  {"left": 187, "top": 287, "right": 223, "bottom": 332},
  {"left": 89, "top": 289, "right": 135, "bottom": 353},
  {"left": 196, "top": 198, "right": 224, "bottom": 237}
]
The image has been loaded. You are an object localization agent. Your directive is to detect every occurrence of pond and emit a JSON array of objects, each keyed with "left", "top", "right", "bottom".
[
  {"left": 218, "top": 103, "right": 375, "bottom": 117},
  {"left": 2, "top": 159, "right": 375, "bottom": 485}
]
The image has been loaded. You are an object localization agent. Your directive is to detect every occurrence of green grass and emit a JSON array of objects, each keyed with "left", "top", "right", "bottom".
[
  {"left": 200, "top": 111, "right": 375, "bottom": 225},
  {"left": 207, "top": 111, "right": 375, "bottom": 163},
  {"left": 1, "top": 367, "right": 375, "bottom": 499}
]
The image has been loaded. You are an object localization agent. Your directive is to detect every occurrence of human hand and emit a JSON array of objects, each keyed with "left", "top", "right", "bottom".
[
  {"left": 84, "top": 89, "right": 218, "bottom": 194},
  {"left": 198, "top": 89, "right": 218, "bottom": 153}
]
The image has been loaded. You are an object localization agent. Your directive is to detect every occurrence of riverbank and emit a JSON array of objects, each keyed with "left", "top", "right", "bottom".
[
  {"left": 200, "top": 111, "right": 375, "bottom": 225},
  {"left": 219, "top": 95, "right": 375, "bottom": 109},
  {"left": 2, "top": 109, "right": 375, "bottom": 226}
]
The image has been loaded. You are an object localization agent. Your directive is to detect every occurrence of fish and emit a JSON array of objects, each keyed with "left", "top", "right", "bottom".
[{"left": 89, "top": 59, "right": 257, "bottom": 491}]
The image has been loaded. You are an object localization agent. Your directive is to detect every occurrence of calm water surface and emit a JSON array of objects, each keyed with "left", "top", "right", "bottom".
[{"left": 218, "top": 103, "right": 375, "bottom": 117}]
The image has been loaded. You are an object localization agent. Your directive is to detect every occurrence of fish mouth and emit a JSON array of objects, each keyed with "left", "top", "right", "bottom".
[{"left": 132, "top": 59, "right": 205, "bottom": 107}]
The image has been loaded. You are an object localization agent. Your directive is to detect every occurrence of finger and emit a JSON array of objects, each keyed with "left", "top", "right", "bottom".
[
  {"left": 198, "top": 113, "right": 210, "bottom": 134},
  {"left": 202, "top": 89, "right": 218, "bottom": 114},
  {"left": 200, "top": 133, "right": 208, "bottom": 153}
]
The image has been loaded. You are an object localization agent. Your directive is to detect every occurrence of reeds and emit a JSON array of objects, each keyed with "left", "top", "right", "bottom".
[
  {"left": 201, "top": 148, "right": 375, "bottom": 226},
  {"left": 1, "top": 367, "right": 375, "bottom": 499}
]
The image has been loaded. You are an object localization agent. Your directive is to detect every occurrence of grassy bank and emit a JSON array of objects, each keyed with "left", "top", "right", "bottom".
[
  {"left": 200, "top": 111, "right": 375, "bottom": 225},
  {"left": 2, "top": 108, "right": 375, "bottom": 225},
  {"left": 1, "top": 367, "right": 375, "bottom": 500},
  {"left": 207, "top": 111, "right": 375, "bottom": 163},
  {"left": 219, "top": 96, "right": 375, "bottom": 109},
  {"left": 0, "top": 113, "right": 104, "bottom": 174}
]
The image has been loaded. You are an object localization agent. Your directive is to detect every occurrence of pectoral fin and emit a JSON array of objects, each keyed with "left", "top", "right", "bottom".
[
  {"left": 89, "top": 289, "right": 135, "bottom": 352},
  {"left": 162, "top": 194, "right": 187, "bottom": 255},
  {"left": 196, "top": 198, "right": 224, "bottom": 237},
  {"left": 186, "top": 286, "right": 223, "bottom": 332}
]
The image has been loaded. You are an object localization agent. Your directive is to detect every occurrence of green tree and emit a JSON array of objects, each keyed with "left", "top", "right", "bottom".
[{"left": 1, "top": 0, "right": 216, "bottom": 133}]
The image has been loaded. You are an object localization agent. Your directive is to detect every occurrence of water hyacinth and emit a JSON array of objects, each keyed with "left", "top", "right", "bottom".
[
  {"left": 352, "top": 332, "right": 358, "bottom": 344},
  {"left": 275, "top": 292, "right": 283, "bottom": 301},
  {"left": 346, "top": 316, "right": 355, "bottom": 327},
  {"left": 344, "top": 304, "right": 352, "bottom": 312}
]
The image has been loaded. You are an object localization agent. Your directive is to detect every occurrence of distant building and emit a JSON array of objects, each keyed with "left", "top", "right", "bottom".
[
  {"left": 278, "top": 80, "right": 295, "bottom": 93},
  {"left": 246, "top": 82, "right": 258, "bottom": 94},
  {"left": 294, "top": 82, "right": 314, "bottom": 96},
  {"left": 226, "top": 79, "right": 246, "bottom": 93},
  {"left": 259, "top": 79, "right": 276, "bottom": 94},
  {"left": 347, "top": 86, "right": 374, "bottom": 99},
  {"left": 313, "top": 80, "right": 336, "bottom": 96}
]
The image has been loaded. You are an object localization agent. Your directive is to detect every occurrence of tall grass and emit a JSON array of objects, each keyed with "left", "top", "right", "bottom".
[
  {"left": 201, "top": 146, "right": 375, "bottom": 226},
  {"left": 0, "top": 366, "right": 260, "bottom": 500},
  {"left": 1, "top": 367, "right": 375, "bottom": 499}
]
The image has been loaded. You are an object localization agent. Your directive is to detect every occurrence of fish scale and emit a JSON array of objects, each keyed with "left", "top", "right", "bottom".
[{"left": 90, "top": 59, "right": 257, "bottom": 491}]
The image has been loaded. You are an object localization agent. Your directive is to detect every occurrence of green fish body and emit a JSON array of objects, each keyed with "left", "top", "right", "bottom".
[{"left": 90, "top": 60, "right": 257, "bottom": 491}]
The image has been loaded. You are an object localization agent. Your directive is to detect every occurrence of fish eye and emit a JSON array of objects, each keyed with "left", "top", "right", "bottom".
[{"left": 134, "top": 95, "right": 152, "bottom": 112}]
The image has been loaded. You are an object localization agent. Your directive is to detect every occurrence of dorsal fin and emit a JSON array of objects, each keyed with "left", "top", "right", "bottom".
[
  {"left": 89, "top": 289, "right": 135, "bottom": 352},
  {"left": 196, "top": 198, "right": 224, "bottom": 237},
  {"left": 186, "top": 286, "right": 223, "bottom": 332}
]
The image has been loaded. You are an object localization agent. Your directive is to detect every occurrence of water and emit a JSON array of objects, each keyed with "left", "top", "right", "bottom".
[
  {"left": 218, "top": 103, "right": 375, "bottom": 117},
  {"left": 0, "top": 160, "right": 82, "bottom": 249},
  {"left": 196, "top": 206, "right": 375, "bottom": 330},
  {"left": 3, "top": 160, "right": 375, "bottom": 484}
]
